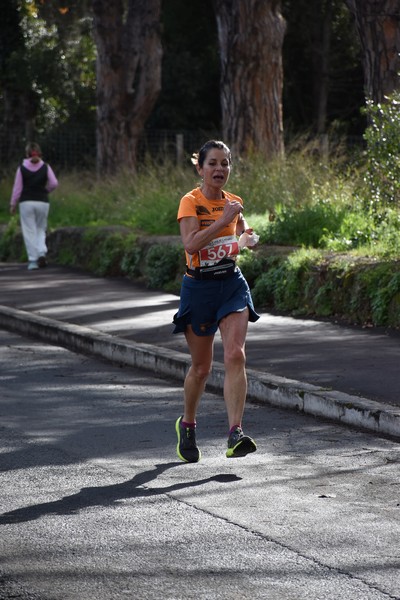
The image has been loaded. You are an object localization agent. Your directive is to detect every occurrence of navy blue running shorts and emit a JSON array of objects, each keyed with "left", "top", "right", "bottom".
[{"left": 173, "top": 268, "right": 260, "bottom": 336}]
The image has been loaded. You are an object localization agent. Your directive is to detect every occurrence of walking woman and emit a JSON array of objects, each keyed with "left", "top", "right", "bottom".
[
  {"left": 10, "top": 142, "right": 58, "bottom": 270},
  {"left": 173, "top": 140, "right": 260, "bottom": 462}
]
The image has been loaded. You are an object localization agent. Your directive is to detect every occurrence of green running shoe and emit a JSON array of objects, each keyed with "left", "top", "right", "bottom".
[
  {"left": 226, "top": 427, "right": 257, "bottom": 458},
  {"left": 176, "top": 416, "right": 201, "bottom": 463}
]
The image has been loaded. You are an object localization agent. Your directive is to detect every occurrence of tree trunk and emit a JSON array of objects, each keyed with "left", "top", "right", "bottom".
[
  {"left": 312, "top": 0, "right": 333, "bottom": 135},
  {"left": 344, "top": 0, "right": 400, "bottom": 102},
  {"left": 92, "top": 0, "right": 162, "bottom": 174},
  {"left": 213, "top": 0, "right": 286, "bottom": 159}
]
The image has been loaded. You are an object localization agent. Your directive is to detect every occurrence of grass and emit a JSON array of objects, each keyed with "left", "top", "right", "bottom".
[
  {"left": 1, "top": 145, "right": 399, "bottom": 260},
  {"left": 47, "top": 158, "right": 201, "bottom": 235}
]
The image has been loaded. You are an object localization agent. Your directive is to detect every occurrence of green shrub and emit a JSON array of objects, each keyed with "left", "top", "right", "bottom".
[
  {"left": 144, "top": 244, "right": 185, "bottom": 288},
  {"left": 351, "top": 263, "right": 400, "bottom": 325},
  {"left": 89, "top": 232, "right": 131, "bottom": 276},
  {"left": 252, "top": 248, "right": 323, "bottom": 312},
  {"left": 120, "top": 245, "right": 144, "bottom": 279},
  {"left": 237, "top": 248, "right": 270, "bottom": 288},
  {"left": 363, "top": 91, "right": 400, "bottom": 208},
  {"left": 321, "top": 207, "right": 377, "bottom": 251},
  {"left": 53, "top": 227, "right": 135, "bottom": 276},
  {"left": 0, "top": 218, "right": 26, "bottom": 261},
  {"left": 310, "top": 280, "right": 335, "bottom": 316},
  {"left": 251, "top": 257, "right": 285, "bottom": 309},
  {"left": 370, "top": 208, "right": 400, "bottom": 257},
  {"left": 259, "top": 202, "right": 346, "bottom": 247}
]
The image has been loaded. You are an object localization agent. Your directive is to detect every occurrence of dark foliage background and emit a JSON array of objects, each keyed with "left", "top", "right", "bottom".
[{"left": 0, "top": 0, "right": 365, "bottom": 169}]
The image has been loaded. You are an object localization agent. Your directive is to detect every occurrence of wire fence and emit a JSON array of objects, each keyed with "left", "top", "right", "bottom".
[
  {"left": 1, "top": 128, "right": 221, "bottom": 172},
  {"left": 1, "top": 127, "right": 364, "bottom": 172}
]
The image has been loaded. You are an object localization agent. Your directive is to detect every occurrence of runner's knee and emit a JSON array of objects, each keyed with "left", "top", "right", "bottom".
[
  {"left": 224, "top": 344, "right": 246, "bottom": 369},
  {"left": 190, "top": 362, "right": 212, "bottom": 382}
]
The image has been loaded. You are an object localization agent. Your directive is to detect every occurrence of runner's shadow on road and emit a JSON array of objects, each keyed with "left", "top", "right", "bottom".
[{"left": 0, "top": 462, "right": 242, "bottom": 525}]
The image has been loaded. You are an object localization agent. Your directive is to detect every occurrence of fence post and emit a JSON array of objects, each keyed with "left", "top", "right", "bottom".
[
  {"left": 176, "top": 133, "right": 184, "bottom": 164},
  {"left": 319, "top": 134, "right": 329, "bottom": 161}
]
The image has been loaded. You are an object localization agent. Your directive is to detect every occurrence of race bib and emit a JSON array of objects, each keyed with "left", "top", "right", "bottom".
[{"left": 199, "top": 235, "right": 239, "bottom": 266}]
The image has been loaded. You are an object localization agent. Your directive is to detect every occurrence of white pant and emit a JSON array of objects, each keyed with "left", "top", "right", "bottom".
[{"left": 19, "top": 201, "right": 50, "bottom": 262}]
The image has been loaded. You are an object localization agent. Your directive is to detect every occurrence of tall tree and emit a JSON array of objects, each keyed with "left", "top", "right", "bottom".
[
  {"left": 282, "top": 0, "right": 364, "bottom": 137},
  {"left": 213, "top": 0, "right": 286, "bottom": 159},
  {"left": 92, "top": 0, "right": 162, "bottom": 174},
  {"left": 0, "top": 0, "right": 96, "bottom": 167},
  {"left": 344, "top": 0, "right": 400, "bottom": 103},
  {"left": 0, "top": 0, "right": 32, "bottom": 161}
]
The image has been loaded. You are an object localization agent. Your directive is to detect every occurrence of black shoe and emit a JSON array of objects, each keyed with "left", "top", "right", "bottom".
[
  {"left": 38, "top": 256, "right": 47, "bottom": 268},
  {"left": 176, "top": 416, "right": 201, "bottom": 463},
  {"left": 226, "top": 427, "right": 257, "bottom": 458}
]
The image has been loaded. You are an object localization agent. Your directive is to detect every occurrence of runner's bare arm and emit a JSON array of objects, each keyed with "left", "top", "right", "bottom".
[
  {"left": 180, "top": 200, "right": 242, "bottom": 255},
  {"left": 236, "top": 213, "right": 253, "bottom": 236}
]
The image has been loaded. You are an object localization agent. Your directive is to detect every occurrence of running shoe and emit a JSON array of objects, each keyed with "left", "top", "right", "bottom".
[
  {"left": 38, "top": 256, "right": 47, "bottom": 268},
  {"left": 226, "top": 427, "right": 257, "bottom": 458},
  {"left": 27, "top": 261, "right": 39, "bottom": 270},
  {"left": 176, "top": 416, "right": 201, "bottom": 463}
]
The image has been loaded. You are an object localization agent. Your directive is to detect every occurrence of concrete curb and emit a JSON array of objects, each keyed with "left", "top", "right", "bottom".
[{"left": 1, "top": 304, "right": 399, "bottom": 440}]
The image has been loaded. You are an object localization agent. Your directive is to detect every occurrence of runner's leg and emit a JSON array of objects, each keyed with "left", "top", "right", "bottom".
[
  {"left": 35, "top": 202, "right": 49, "bottom": 258},
  {"left": 183, "top": 325, "right": 214, "bottom": 423},
  {"left": 19, "top": 202, "right": 38, "bottom": 261},
  {"left": 218, "top": 308, "right": 249, "bottom": 429}
]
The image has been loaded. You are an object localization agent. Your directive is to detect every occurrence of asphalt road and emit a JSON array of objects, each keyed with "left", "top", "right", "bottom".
[
  {"left": 1, "top": 329, "right": 399, "bottom": 600},
  {"left": 1, "top": 262, "right": 400, "bottom": 439}
]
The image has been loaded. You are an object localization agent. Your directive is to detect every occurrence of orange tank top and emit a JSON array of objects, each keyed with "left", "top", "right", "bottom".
[{"left": 177, "top": 187, "right": 242, "bottom": 269}]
